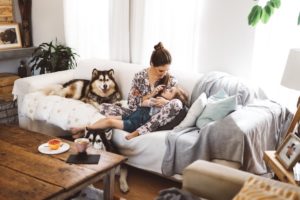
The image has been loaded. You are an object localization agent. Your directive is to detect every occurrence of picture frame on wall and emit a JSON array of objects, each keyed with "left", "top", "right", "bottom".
[
  {"left": 0, "top": 23, "right": 22, "bottom": 49},
  {"left": 276, "top": 133, "right": 300, "bottom": 170}
]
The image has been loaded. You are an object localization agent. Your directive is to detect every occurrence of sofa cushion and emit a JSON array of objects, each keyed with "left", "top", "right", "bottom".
[
  {"left": 196, "top": 90, "right": 237, "bottom": 129},
  {"left": 233, "top": 176, "right": 300, "bottom": 200},
  {"left": 173, "top": 92, "right": 207, "bottom": 131}
]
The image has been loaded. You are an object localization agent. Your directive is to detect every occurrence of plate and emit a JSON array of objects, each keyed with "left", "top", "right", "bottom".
[{"left": 38, "top": 142, "right": 70, "bottom": 155}]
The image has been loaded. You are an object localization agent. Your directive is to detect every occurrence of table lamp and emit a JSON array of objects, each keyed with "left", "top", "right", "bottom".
[{"left": 281, "top": 49, "right": 300, "bottom": 138}]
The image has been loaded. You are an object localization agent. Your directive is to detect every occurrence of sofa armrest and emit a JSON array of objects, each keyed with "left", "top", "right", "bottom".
[
  {"left": 12, "top": 70, "right": 75, "bottom": 98},
  {"left": 182, "top": 160, "right": 251, "bottom": 200}
]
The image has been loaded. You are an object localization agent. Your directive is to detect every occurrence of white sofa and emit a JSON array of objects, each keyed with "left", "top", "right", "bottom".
[{"left": 13, "top": 59, "right": 289, "bottom": 178}]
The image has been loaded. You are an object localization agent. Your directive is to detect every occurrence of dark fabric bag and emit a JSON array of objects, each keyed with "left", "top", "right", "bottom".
[{"left": 155, "top": 187, "right": 198, "bottom": 200}]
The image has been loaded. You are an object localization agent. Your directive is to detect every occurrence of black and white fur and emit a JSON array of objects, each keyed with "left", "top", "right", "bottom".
[
  {"left": 84, "top": 129, "right": 129, "bottom": 193},
  {"left": 51, "top": 68, "right": 122, "bottom": 109}
]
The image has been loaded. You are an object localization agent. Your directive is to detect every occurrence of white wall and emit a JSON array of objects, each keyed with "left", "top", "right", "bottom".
[
  {"left": 197, "top": 0, "right": 255, "bottom": 79},
  {"left": 32, "top": 0, "right": 65, "bottom": 45}
]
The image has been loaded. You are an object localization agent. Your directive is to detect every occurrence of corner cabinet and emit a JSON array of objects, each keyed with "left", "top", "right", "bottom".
[{"left": 0, "top": 47, "right": 35, "bottom": 60}]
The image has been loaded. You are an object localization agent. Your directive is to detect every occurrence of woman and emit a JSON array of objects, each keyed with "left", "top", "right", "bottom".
[{"left": 90, "top": 42, "right": 184, "bottom": 138}]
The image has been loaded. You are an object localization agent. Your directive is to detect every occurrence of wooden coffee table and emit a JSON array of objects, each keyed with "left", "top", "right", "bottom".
[{"left": 0, "top": 124, "right": 127, "bottom": 200}]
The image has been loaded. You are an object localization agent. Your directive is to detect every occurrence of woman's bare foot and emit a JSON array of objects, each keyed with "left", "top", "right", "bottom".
[
  {"left": 125, "top": 131, "right": 139, "bottom": 140},
  {"left": 70, "top": 127, "right": 85, "bottom": 139}
]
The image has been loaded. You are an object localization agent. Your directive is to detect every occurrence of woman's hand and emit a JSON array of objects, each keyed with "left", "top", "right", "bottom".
[
  {"left": 142, "top": 85, "right": 165, "bottom": 105},
  {"left": 152, "top": 85, "right": 165, "bottom": 97}
]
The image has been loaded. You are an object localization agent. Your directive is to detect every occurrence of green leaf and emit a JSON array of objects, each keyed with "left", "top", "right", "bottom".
[
  {"left": 267, "top": 1, "right": 276, "bottom": 9},
  {"left": 261, "top": 9, "right": 270, "bottom": 24},
  {"left": 271, "top": 0, "right": 281, "bottom": 8},
  {"left": 264, "top": 4, "right": 274, "bottom": 17},
  {"left": 298, "top": 12, "right": 300, "bottom": 25},
  {"left": 248, "top": 5, "right": 263, "bottom": 26}
]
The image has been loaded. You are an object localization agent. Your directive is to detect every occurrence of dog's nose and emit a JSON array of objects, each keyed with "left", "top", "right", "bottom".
[{"left": 103, "top": 84, "right": 107, "bottom": 89}]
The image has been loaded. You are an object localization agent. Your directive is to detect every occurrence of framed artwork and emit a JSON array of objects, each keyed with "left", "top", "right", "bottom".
[
  {"left": 276, "top": 133, "right": 300, "bottom": 170},
  {"left": 0, "top": 23, "right": 22, "bottom": 49}
]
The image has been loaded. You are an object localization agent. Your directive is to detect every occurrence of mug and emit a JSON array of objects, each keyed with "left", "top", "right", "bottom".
[{"left": 74, "top": 138, "right": 89, "bottom": 153}]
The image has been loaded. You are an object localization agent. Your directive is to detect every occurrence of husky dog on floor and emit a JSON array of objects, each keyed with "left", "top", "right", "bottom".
[
  {"left": 52, "top": 68, "right": 122, "bottom": 108},
  {"left": 85, "top": 128, "right": 129, "bottom": 193}
]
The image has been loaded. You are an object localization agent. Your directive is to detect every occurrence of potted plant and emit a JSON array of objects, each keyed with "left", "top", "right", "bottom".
[{"left": 30, "top": 40, "right": 78, "bottom": 74}]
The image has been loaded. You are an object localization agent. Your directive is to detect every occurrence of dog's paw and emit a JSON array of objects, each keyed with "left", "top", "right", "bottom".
[{"left": 119, "top": 180, "right": 129, "bottom": 193}]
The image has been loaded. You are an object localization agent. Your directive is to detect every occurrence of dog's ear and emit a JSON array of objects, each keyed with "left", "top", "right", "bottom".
[
  {"left": 92, "top": 68, "right": 99, "bottom": 79},
  {"left": 104, "top": 128, "right": 113, "bottom": 140},
  {"left": 108, "top": 69, "right": 114, "bottom": 76}
]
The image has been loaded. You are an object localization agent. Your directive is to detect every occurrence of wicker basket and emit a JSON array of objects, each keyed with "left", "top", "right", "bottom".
[
  {"left": 0, "top": 73, "right": 19, "bottom": 102},
  {"left": 0, "top": 100, "right": 18, "bottom": 124}
]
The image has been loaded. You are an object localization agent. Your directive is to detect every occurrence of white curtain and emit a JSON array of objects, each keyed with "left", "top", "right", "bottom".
[
  {"left": 64, "top": 0, "right": 203, "bottom": 70},
  {"left": 64, "top": 0, "right": 131, "bottom": 62},
  {"left": 109, "top": 0, "right": 130, "bottom": 62},
  {"left": 63, "top": 0, "right": 110, "bottom": 60},
  {"left": 251, "top": 1, "right": 300, "bottom": 110},
  {"left": 131, "top": 0, "right": 203, "bottom": 72}
]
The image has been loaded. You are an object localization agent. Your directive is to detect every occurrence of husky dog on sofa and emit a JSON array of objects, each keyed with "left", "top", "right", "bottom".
[
  {"left": 53, "top": 68, "right": 122, "bottom": 108},
  {"left": 85, "top": 128, "right": 129, "bottom": 193}
]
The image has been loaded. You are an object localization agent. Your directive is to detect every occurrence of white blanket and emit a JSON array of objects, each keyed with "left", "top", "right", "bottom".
[{"left": 20, "top": 92, "right": 105, "bottom": 130}]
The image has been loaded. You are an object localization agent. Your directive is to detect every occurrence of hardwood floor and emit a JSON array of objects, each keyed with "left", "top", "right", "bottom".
[{"left": 96, "top": 165, "right": 181, "bottom": 200}]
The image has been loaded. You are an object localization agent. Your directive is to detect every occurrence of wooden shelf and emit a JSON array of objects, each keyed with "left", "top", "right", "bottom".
[{"left": 0, "top": 47, "right": 35, "bottom": 60}]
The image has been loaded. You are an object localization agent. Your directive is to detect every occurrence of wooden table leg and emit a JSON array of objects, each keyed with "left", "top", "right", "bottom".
[{"left": 103, "top": 167, "right": 116, "bottom": 200}]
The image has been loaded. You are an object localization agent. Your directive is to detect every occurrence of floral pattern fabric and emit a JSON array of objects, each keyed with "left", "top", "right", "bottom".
[
  {"left": 127, "top": 69, "right": 177, "bottom": 110},
  {"left": 137, "top": 99, "right": 183, "bottom": 135}
]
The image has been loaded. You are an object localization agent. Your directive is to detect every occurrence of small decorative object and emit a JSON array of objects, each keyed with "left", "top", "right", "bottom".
[
  {"left": 29, "top": 40, "right": 78, "bottom": 74},
  {"left": 18, "top": 0, "right": 32, "bottom": 47},
  {"left": 18, "top": 60, "right": 27, "bottom": 77},
  {"left": 276, "top": 133, "right": 300, "bottom": 170},
  {"left": 0, "top": 23, "right": 22, "bottom": 49}
]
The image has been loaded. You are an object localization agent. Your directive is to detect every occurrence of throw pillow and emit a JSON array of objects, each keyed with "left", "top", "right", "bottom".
[
  {"left": 173, "top": 92, "right": 207, "bottom": 131},
  {"left": 233, "top": 176, "right": 300, "bottom": 200},
  {"left": 195, "top": 90, "right": 237, "bottom": 129},
  {"left": 208, "top": 88, "right": 228, "bottom": 102}
]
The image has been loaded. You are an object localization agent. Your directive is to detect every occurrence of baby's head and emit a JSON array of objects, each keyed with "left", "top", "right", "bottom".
[{"left": 161, "top": 86, "right": 188, "bottom": 106}]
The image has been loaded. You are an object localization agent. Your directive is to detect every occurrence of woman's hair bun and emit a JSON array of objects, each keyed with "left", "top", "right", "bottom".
[
  {"left": 150, "top": 41, "right": 171, "bottom": 66},
  {"left": 154, "top": 42, "right": 164, "bottom": 51}
]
